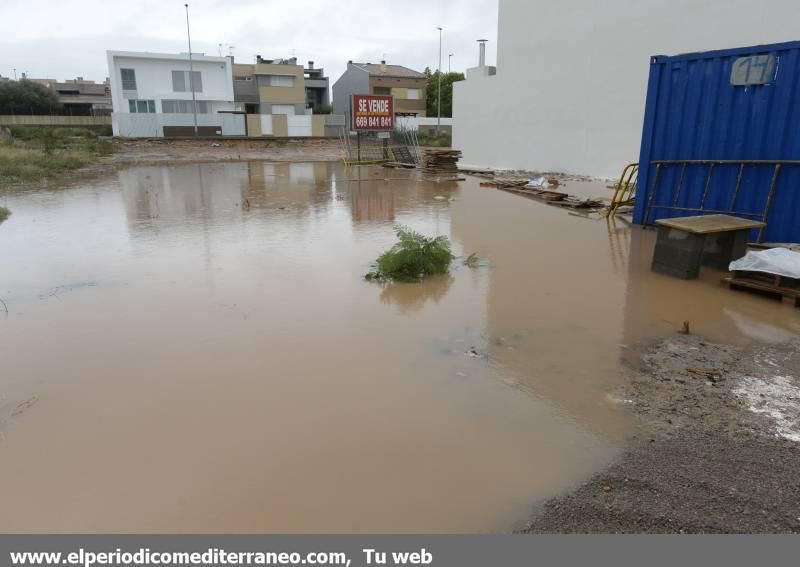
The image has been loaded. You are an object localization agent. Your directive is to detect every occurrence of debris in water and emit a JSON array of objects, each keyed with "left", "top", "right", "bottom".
[
  {"left": 679, "top": 321, "right": 691, "bottom": 335},
  {"left": 11, "top": 396, "right": 39, "bottom": 417},
  {"left": 528, "top": 177, "right": 550, "bottom": 189}
]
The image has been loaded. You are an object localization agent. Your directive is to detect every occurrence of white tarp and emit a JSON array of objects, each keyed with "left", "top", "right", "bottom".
[{"left": 729, "top": 248, "right": 800, "bottom": 279}]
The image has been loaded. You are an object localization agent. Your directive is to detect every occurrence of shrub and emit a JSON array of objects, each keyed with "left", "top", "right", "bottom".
[
  {"left": 41, "top": 129, "right": 57, "bottom": 155},
  {"left": 366, "top": 226, "right": 455, "bottom": 283},
  {"left": 0, "top": 206, "right": 9, "bottom": 224},
  {"left": 416, "top": 132, "right": 452, "bottom": 147}
]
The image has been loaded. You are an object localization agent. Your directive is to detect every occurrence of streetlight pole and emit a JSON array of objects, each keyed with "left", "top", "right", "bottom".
[
  {"left": 185, "top": 3, "right": 199, "bottom": 137},
  {"left": 448, "top": 54, "right": 453, "bottom": 74},
  {"left": 436, "top": 26, "right": 442, "bottom": 135}
]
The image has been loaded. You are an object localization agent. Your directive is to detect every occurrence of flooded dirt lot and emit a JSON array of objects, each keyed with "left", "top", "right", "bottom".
[{"left": 0, "top": 161, "right": 797, "bottom": 532}]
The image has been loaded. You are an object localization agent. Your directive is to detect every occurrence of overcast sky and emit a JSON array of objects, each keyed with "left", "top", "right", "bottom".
[{"left": 0, "top": 0, "right": 498, "bottom": 84}]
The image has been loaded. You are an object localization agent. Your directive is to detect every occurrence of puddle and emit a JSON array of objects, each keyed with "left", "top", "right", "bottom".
[{"left": 0, "top": 161, "right": 797, "bottom": 533}]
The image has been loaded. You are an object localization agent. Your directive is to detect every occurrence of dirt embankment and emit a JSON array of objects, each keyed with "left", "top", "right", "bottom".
[
  {"left": 524, "top": 335, "right": 800, "bottom": 533},
  {"left": 107, "top": 137, "right": 343, "bottom": 165}
]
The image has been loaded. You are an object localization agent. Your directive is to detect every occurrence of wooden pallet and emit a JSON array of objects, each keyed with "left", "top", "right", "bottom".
[{"left": 722, "top": 271, "right": 800, "bottom": 307}]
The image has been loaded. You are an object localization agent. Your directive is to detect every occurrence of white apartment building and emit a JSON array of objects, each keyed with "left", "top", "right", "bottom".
[
  {"left": 107, "top": 50, "right": 243, "bottom": 137},
  {"left": 454, "top": 0, "right": 800, "bottom": 178}
]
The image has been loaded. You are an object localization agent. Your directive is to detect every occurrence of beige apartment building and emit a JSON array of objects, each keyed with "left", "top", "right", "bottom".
[
  {"left": 233, "top": 56, "right": 329, "bottom": 137},
  {"left": 332, "top": 61, "right": 427, "bottom": 120}
]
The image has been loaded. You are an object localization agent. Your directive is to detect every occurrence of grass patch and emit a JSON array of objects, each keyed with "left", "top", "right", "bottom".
[
  {"left": 366, "top": 226, "right": 455, "bottom": 283},
  {"left": 0, "top": 126, "right": 113, "bottom": 189},
  {"left": 416, "top": 132, "right": 452, "bottom": 147},
  {"left": 0, "top": 206, "right": 9, "bottom": 224}
]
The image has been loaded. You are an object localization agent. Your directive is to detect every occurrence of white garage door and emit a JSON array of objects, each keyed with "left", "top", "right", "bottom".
[{"left": 287, "top": 115, "right": 313, "bottom": 137}]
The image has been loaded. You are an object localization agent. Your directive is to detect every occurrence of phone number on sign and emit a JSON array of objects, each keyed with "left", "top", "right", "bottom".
[{"left": 354, "top": 116, "right": 393, "bottom": 129}]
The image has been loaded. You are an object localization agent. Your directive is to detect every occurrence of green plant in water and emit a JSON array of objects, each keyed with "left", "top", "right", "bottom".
[
  {"left": 463, "top": 252, "right": 480, "bottom": 268},
  {"left": 0, "top": 206, "right": 10, "bottom": 224},
  {"left": 366, "top": 226, "right": 455, "bottom": 283}
]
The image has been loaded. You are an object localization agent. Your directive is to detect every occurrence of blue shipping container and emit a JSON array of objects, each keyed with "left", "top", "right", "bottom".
[{"left": 633, "top": 41, "right": 800, "bottom": 243}]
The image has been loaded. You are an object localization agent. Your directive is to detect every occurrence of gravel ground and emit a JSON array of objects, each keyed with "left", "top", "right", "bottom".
[{"left": 524, "top": 335, "right": 800, "bottom": 533}]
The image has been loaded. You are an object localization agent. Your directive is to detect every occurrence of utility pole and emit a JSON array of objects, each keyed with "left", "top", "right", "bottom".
[
  {"left": 437, "top": 26, "right": 442, "bottom": 135},
  {"left": 449, "top": 54, "right": 453, "bottom": 74},
  {"left": 185, "top": 3, "right": 199, "bottom": 137}
]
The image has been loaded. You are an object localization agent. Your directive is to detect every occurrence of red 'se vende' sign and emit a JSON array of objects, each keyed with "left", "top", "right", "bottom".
[{"left": 352, "top": 95, "right": 394, "bottom": 131}]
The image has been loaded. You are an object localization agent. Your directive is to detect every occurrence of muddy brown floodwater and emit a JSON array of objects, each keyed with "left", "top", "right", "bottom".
[{"left": 0, "top": 162, "right": 797, "bottom": 533}]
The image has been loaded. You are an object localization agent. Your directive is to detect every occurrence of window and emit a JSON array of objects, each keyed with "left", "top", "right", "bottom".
[
  {"left": 171, "top": 71, "right": 186, "bottom": 92},
  {"left": 128, "top": 99, "right": 155, "bottom": 113},
  {"left": 267, "top": 75, "right": 294, "bottom": 87},
  {"left": 234, "top": 75, "right": 253, "bottom": 81},
  {"left": 271, "top": 105, "right": 296, "bottom": 115},
  {"left": 161, "top": 99, "right": 209, "bottom": 114},
  {"left": 120, "top": 68, "right": 137, "bottom": 90},
  {"left": 171, "top": 71, "right": 203, "bottom": 92},
  {"left": 407, "top": 88, "right": 421, "bottom": 100},
  {"left": 373, "top": 87, "right": 391, "bottom": 95}
]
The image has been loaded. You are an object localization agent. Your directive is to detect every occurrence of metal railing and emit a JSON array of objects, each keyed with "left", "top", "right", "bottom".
[
  {"left": 606, "top": 162, "right": 638, "bottom": 218},
  {"left": 642, "top": 159, "right": 800, "bottom": 242}
]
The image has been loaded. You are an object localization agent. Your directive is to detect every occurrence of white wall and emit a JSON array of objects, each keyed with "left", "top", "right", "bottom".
[
  {"left": 454, "top": 0, "right": 800, "bottom": 178},
  {"left": 107, "top": 51, "right": 234, "bottom": 115},
  {"left": 113, "top": 113, "right": 245, "bottom": 137},
  {"left": 395, "top": 117, "right": 453, "bottom": 131}
]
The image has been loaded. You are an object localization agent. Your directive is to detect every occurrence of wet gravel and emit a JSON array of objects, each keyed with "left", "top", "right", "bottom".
[{"left": 524, "top": 335, "right": 800, "bottom": 533}]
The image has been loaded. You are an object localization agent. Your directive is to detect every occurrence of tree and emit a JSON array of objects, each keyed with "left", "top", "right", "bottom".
[
  {"left": 0, "top": 80, "right": 62, "bottom": 115},
  {"left": 425, "top": 70, "right": 465, "bottom": 118}
]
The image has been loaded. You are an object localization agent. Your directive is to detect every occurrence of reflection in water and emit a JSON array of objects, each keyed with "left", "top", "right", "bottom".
[
  {"left": 352, "top": 187, "right": 395, "bottom": 223},
  {"left": 606, "top": 216, "right": 633, "bottom": 276},
  {"left": 0, "top": 161, "right": 796, "bottom": 534},
  {"left": 379, "top": 275, "right": 453, "bottom": 313}
]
